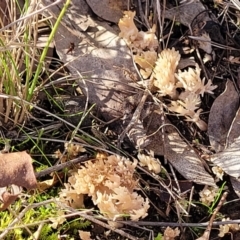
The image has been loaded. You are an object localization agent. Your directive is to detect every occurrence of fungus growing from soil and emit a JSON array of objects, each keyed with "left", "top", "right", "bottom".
[
  {"left": 119, "top": 11, "right": 217, "bottom": 130},
  {"left": 59, "top": 155, "right": 149, "bottom": 221}
]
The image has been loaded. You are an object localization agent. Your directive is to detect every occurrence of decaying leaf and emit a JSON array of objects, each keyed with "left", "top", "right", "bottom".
[
  {"left": 211, "top": 136, "right": 240, "bottom": 178},
  {"left": 164, "top": 0, "right": 207, "bottom": 26},
  {"left": 227, "top": 101, "right": 240, "bottom": 147},
  {"left": 79, "top": 231, "right": 92, "bottom": 240},
  {"left": 86, "top": 0, "right": 127, "bottom": 23},
  {"left": 208, "top": 80, "right": 239, "bottom": 152},
  {"left": 0, "top": 151, "right": 37, "bottom": 189},
  {"left": 127, "top": 119, "right": 150, "bottom": 149},
  {"left": 178, "top": 58, "right": 196, "bottom": 70},
  {"left": 0, "top": 185, "right": 22, "bottom": 211},
  {"left": 49, "top": 12, "right": 138, "bottom": 123},
  {"left": 37, "top": 173, "right": 61, "bottom": 192},
  {"left": 230, "top": 177, "right": 240, "bottom": 198},
  {"left": 194, "top": 32, "right": 212, "bottom": 54},
  {"left": 165, "top": 126, "right": 215, "bottom": 186},
  {"left": 44, "top": 1, "right": 216, "bottom": 187}
]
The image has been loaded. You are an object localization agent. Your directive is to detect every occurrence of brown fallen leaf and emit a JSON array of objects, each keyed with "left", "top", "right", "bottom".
[
  {"left": 165, "top": 127, "right": 216, "bottom": 187},
  {"left": 45, "top": 1, "right": 215, "bottom": 186},
  {"left": 226, "top": 68, "right": 240, "bottom": 146},
  {"left": 86, "top": 0, "right": 127, "bottom": 23},
  {"left": 208, "top": 80, "right": 239, "bottom": 152},
  {"left": 227, "top": 107, "right": 240, "bottom": 146},
  {"left": 37, "top": 173, "right": 63, "bottom": 192},
  {"left": 230, "top": 176, "right": 240, "bottom": 198},
  {"left": 211, "top": 136, "right": 240, "bottom": 178},
  {"left": 0, "top": 151, "right": 37, "bottom": 189},
  {"left": 164, "top": 0, "right": 207, "bottom": 27},
  {"left": 79, "top": 230, "right": 92, "bottom": 240},
  {"left": 0, "top": 185, "right": 22, "bottom": 211}
]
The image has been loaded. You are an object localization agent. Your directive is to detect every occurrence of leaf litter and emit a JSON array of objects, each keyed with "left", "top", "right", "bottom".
[
  {"left": 40, "top": 0, "right": 240, "bottom": 238},
  {"left": 3, "top": 0, "right": 240, "bottom": 239},
  {"left": 0, "top": 151, "right": 37, "bottom": 210}
]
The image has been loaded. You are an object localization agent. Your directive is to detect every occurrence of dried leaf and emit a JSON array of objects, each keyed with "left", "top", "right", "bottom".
[
  {"left": 44, "top": 1, "right": 166, "bottom": 156},
  {"left": 211, "top": 136, "right": 240, "bottom": 178},
  {"left": 178, "top": 58, "right": 196, "bottom": 70},
  {"left": 50, "top": 12, "right": 138, "bottom": 122},
  {"left": 195, "top": 33, "right": 212, "bottom": 54},
  {"left": 86, "top": 0, "right": 127, "bottom": 23},
  {"left": 128, "top": 119, "right": 150, "bottom": 149},
  {"left": 0, "top": 185, "right": 22, "bottom": 211},
  {"left": 0, "top": 151, "right": 37, "bottom": 189},
  {"left": 79, "top": 230, "right": 92, "bottom": 240},
  {"left": 37, "top": 174, "right": 60, "bottom": 192},
  {"left": 65, "top": 0, "right": 94, "bottom": 31},
  {"left": 144, "top": 108, "right": 165, "bottom": 155},
  {"left": 208, "top": 80, "right": 239, "bottom": 152},
  {"left": 230, "top": 176, "right": 240, "bottom": 198},
  {"left": 165, "top": 126, "right": 215, "bottom": 186},
  {"left": 227, "top": 105, "right": 240, "bottom": 146},
  {"left": 164, "top": 0, "right": 207, "bottom": 26},
  {"left": 226, "top": 67, "right": 240, "bottom": 146}
]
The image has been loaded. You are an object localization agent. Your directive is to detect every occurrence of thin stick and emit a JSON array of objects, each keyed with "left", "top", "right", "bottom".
[
  {"left": 35, "top": 155, "right": 89, "bottom": 178},
  {"left": 58, "top": 203, "right": 139, "bottom": 240},
  {"left": 118, "top": 215, "right": 240, "bottom": 227}
]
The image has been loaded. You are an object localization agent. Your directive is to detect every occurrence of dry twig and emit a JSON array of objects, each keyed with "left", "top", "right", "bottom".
[{"left": 35, "top": 155, "right": 89, "bottom": 178}]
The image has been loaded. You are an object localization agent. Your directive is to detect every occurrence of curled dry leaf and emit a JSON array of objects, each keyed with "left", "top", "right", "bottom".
[
  {"left": 0, "top": 185, "right": 22, "bottom": 211},
  {"left": 0, "top": 151, "right": 37, "bottom": 189},
  {"left": 178, "top": 58, "right": 196, "bottom": 70},
  {"left": 134, "top": 51, "right": 157, "bottom": 79},
  {"left": 208, "top": 77, "right": 240, "bottom": 182},
  {"left": 37, "top": 174, "right": 60, "bottom": 192}
]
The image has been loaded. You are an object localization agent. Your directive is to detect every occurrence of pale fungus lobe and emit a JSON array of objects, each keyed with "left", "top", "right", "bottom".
[
  {"left": 59, "top": 155, "right": 149, "bottom": 221},
  {"left": 118, "top": 11, "right": 217, "bottom": 130},
  {"left": 153, "top": 48, "right": 181, "bottom": 98},
  {"left": 118, "top": 11, "right": 138, "bottom": 44}
]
